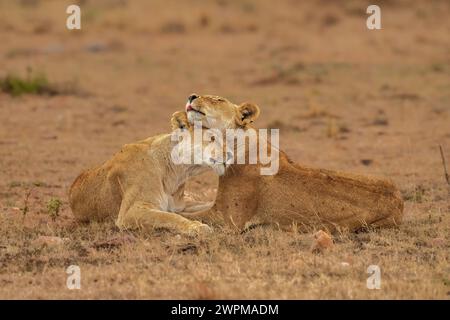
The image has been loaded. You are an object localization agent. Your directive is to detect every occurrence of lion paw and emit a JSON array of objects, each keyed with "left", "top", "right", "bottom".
[{"left": 188, "top": 221, "right": 213, "bottom": 236}]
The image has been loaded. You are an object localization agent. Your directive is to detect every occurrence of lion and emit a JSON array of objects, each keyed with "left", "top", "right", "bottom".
[
  {"left": 184, "top": 93, "right": 260, "bottom": 130},
  {"left": 69, "top": 111, "right": 228, "bottom": 236},
  {"left": 177, "top": 94, "right": 404, "bottom": 232}
]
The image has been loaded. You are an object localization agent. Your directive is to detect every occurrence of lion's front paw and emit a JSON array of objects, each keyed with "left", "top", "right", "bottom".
[{"left": 188, "top": 221, "right": 213, "bottom": 236}]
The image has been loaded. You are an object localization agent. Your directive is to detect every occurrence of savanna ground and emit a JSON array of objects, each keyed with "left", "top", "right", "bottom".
[{"left": 0, "top": 0, "right": 449, "bottom": 299}]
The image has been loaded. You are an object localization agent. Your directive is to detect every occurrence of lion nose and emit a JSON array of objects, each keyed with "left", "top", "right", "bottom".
[{"left": 188, "top": 94, "right": 199, "bottom": 103}]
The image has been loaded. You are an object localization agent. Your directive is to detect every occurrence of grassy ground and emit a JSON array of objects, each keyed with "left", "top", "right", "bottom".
[
  {"left": 0, "top": 212, "right": 449, "bottom": 299},
  {"left": 0, "top": 0, "right": 449, "bottom": 299}
]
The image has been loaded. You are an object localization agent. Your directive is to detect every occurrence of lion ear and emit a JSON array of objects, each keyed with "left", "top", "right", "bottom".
[
  {"left": 171, "top": 111, "right": 190, "bottom": 131},
  {"left": 236, "top": 102, "right": 260, "bottom": 127}
]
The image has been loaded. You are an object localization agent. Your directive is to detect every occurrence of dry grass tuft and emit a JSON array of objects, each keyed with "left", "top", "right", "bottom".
[{"left": 0, "top": 206, "right": 448, "bottom": 299}]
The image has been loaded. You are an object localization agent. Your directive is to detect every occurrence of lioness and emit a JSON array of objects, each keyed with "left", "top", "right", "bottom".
[
  {"left": 178, "top": 94, "right": 404, "bottom": 232},
  {"left": 69, "top": 111, "right": 227, "bottom": 235}
]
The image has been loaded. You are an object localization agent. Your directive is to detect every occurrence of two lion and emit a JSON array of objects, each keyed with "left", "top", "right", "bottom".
[{"left": 69, "top": 94, "right": 404, "bottom": 234}]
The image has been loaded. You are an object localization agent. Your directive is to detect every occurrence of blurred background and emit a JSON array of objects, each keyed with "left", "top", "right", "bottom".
[{"left": 0, "top": 0, "right": 449, "bottom": 219}]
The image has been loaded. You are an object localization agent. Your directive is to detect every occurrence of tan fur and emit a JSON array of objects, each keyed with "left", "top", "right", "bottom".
[
  {"left": 185, "top": 94, "right": 260, "bottom": 129},
  {"left": 69, "top": 112, "right": 219, "bottom": 236},
  {"left": 179, "top": 94, "right": 404, "bottom": 232}
]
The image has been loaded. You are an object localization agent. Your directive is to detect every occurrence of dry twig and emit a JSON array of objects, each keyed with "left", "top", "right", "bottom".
[{"left": 439, "top": 145, "right": 449, "bottom": 186}]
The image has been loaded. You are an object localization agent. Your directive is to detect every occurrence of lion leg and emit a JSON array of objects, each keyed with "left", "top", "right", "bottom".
[
  {"left": 183, "top": 200, "right": 215, "bottom": 213},
  {"left": 171, "top": 183, "right": 214, "bottom": 213},
  {"left": 69, "top": 167, "right": 120, "bottom": 222},
  {"left": 178, "top": 207, "right": 225, "bottom": 227},
  {"left": 116, "top": 201, "right": 212, "bottom": 236}
]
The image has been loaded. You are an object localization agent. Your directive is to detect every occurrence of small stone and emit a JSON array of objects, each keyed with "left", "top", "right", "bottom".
[
  {"left": 361, "top": 159, "right": 373, "bottom": 166},
  {"left": 430, "top": 237, "right": 446, "bottom": 248},
  {"left": 310, "top": 230, "right": 334, "bottom": 253},
  {"left": 85, "top": 42, "right": 108, "bottom": 53}
]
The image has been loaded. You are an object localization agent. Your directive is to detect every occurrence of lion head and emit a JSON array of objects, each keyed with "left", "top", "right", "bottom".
[
  {"left": 170, "top": 111, "right": 232, "bottom": 176},
  {"left": 184, "top": 94, "right": 260, "bottom": 129}
]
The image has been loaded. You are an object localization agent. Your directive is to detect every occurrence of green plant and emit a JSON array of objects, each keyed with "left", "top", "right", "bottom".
[
  {"left": 0, "top": 66, "right": 66, "bottom": 96},
  {"left": 0, "top": 72, "right": 51, "bottom": 96},
  {"left": 46, "top": 198, "right": 62, "bottom": 221}
]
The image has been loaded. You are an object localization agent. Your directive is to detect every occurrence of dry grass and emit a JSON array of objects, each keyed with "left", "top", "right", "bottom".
[{"left": 0, "top": 200, "right": 449, "bottom": 299}]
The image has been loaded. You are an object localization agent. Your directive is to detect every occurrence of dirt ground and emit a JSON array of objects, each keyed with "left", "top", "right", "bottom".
[{"left": 0, "top": 0, "right": 449, "bottom": 299}]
